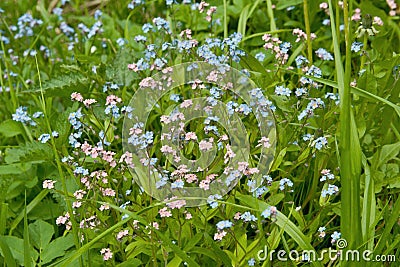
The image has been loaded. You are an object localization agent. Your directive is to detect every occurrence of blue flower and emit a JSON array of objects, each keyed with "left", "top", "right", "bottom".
[
  {"left": 312, "top": 136, "right": 328, "bottom": 150},
  {"left": 295, "top": 55, "right": 309, "bottom": 69},
  {"left": 207, "top": 194, "right": 222, "bottom": 208},
  {"left": 116, "top": 38, "right": 127, "bottom": 46},
  {"left": 170, "top": 94, "right": 180, "bottom": 102},
  {"left": 255, "top": 52, "right": 265, "bottom": 62},
  {"left": 280, "top": 42, "right": 292, "bottom": 54},
  {"left": 275, "top": 85, "right": 291, "bottom": 96},
  {"left": 94, "top": 10, "right": 102, "bottom": 20},
  {"left": 128, "top": 0, "right": 145, "bottom": 9},
  {"left": 74, "top": 166, "right": 89, "bottom": 176},
  {"left": 142, "top": 23, "right": 153, "bottom": 33},
  {"left": 279, "top": 178, "right": 293, "bottom": 191},
  {"left": 68, "top": 109, "right": 84, "bottom": 130},
  {"left": 248, "top": 258, "right": 255, "bottom": 266},
  {"left": 12, "top": 106, "right": 36, "bottom": 126},
  {"left": 351, "top": 42, "right": 363, "bottom": 53},
  {"left": 216, "top": 220, "right": 233, "bottom": 230},
  {"left": 240, "top": 211, "right": 257, "bottom": 222},
  {"left": 38, "top": 134, "right": 51, "bottom": 143},
  {"left": 331, "top": 231, "right": 341, "bottom": 242},
  {"left": 321, "top": 184, "right": 339, "bottom": 197},
  {"left": 315, "top": 48, "right": 334, "bottom": 61},
  {"left": 171, "top": 180, "right": 184, "bottom": 189}
]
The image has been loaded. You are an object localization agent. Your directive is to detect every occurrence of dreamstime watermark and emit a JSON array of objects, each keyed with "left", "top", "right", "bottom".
[
  {"left": 122, "top": 62, "right": 276, "bottom": 206},
  {"left": 257, "top": 238, "right": 396, "bottom": 263}
]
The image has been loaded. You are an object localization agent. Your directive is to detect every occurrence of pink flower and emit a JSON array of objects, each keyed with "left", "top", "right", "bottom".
[
  {"left": 102, "top": 150, "right": 116, "bottom": 163},
  {"left": 214, "top": 231, "right": 227, "bottom": 241},
  {"left": 99, "top": 204, "right": 110, "bottom": 211},
  {"left": 185, "top": 173, "right": 198, "bottom": 183},
  {"left": 102, "top": 188, "right": 116, "bottom": 197},
  {"left": 128, "top": 63, "right": 138, "bottom": 71},
  {"left": 199, "top": 138, "right": 213, "bottom": 151},
  {"left": 71, "top": 92, "right": 83, "bottom": 102},
  {"left": 185, "top": 212, "right": 192, "bottom": 220},
  {"left": 139, "top": 77, "right": 158, "bottom": 88},
  {"left": 257, "top": 137, "right": 271, "bottom": 148},
  {"left": 161, "top": 145, "right": 176, "bottom": 155},
  {"left": 72, "top": 201, "right": 82, "bottom": 208},
  {"left": 373, "top": 16, "right": 383, "bottom": 26},
  {"left": 166, "top": 198, "right": 186, "bottom": 209},
  {"left": 83, "top": 99, "right": 97, "bottom": 107},
  {"left": 224, "top": 144, "right": 236, "bottom": 164},
  {"left": 100, "top": 248, "right": 113, "bottom": 261},
  {"left": 199, "top": 180, "right": 210, "bottom": 190},
  {"left": 234, "top": 212, "right": 241, "bottom": 220},
  {"left": 43, "top": 179, "right": 56, "bottom": 189},
  {"left": 116, "top": 230, "right": 129, "bottom": 241},
  {"left": 159, "top": 207, "right": 172, "bottom": 217},
  {"left": 319, "top": 2, "right": 328, "bottom": 9},
  {"left": 73, "top": 190, "right": 86, "bottom": 199},
  {"left": 180, "top": 29, "right": 192, "bottom": 39},
  {"left": 206, "top": 71, "right": 219, "bottom": 82},
  {"left": 180, "top": 99, "right": 193, "bottom": 108},
  {"left": 105, "top": 95, "right": 122, "bottom": 105},
  {"left": 238, "top": 162, "right": 249, "bottom": 173},
  {"left": 185, "top": 132, "right": 197, "bottom": 141},
  {"left": 152, "top": 222, "right": 159, "bottom": 230},
  {"left": 321, "top": 169, "right": 331, "bottom": 175},
  {"left": 198, "top": 1, "right": 209, "bottom": 13}
]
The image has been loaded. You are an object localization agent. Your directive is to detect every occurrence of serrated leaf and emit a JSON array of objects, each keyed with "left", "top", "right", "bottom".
[
  {"left": 22, "top": 72, "right": 88, "bottom": 97},
  {"left": 5, "top": 142, "right": 53, "bottom": 164},
  {"left": 106, "top": 48, "right": 137, "bottom": 87}
]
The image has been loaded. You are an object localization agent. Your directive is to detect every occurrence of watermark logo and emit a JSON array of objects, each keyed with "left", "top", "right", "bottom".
[
  {"left": 122, "top": 62, "right": 276, "bottom": 206},
  {"left": 257, "top": 238, "right": 396, "bottom": 263}
]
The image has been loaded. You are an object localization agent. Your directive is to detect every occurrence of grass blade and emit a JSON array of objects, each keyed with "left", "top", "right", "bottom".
[
  {"left": 361, "top": 155, "right": 375, "bottom": 251},
  {"left": 0, "top": 237, "right": 17, "bottom": 267},
  {"left": 24, "top": 192, "right": 32, "bottom": 267},
  {"left": 328, "top": 0, "right": 362, "bottom": 261}
]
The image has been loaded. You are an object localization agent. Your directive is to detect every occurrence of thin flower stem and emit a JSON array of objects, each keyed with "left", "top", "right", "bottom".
[
  {"left": 303, "top": 0, "right": 313, "bottom": 64},
  {"left": 34, "top": 56, "right": 83, "bottom": 266}
]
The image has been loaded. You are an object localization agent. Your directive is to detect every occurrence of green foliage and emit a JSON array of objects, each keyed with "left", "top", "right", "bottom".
[{"left": 1, "top": 0, "right": 399, "bottom": 266}]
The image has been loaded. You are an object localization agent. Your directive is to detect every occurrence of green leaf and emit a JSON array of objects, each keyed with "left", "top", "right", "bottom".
[
  {"left": 270, "top": 147, "right": 287, "bottom": 171},
  {"left": 275, "top": 0, "right": 303, "bottom": 10},
  {"left": 0, "top": 236, "right": 17, "bottom": 267},
  {"left": 41, "top": 234, "right": 75, "bottom": 265},
  {"left": 0, "top": 163, "right": 32, "bottom": 175},
  {"left": 29, "top": 220, "right": 54, "bottom": 251},
  {"left": 237, "top": 4, "right": 251, "bottom": 37},
  {"left": 376, "top": 142, "right": 400, "bottom": 169},
  {"left": 23, "top": 194, "right": 33, "bottom": 267},
  {"left": 106, "top": 48, "right": 137, "bottom": 87},
  {"left": 155, "top": 229, "right": 200, "bottom": 267},
  {"left": 116, "top": 258, "right": 142, "bottom": 267},
  {"left": 0, "top": 120, "right": 23, "bottom": 137},
  {"left": 4, "top": 142, "right": 53, "bottom": 164},
  {"left": 22, "top": 72, "right": 88, "bottom": 97},
  {"left": 0, "top": 236, "right": 38, "bottom": 266},
  {"left": 239, "top": 53, "right": 268, "bottom": 75},
  {"left": 236, "top": 194, "right": 323, "bottom": 267}
]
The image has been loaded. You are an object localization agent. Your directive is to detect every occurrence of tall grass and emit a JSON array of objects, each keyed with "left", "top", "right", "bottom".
[{"left": 328, "top": 0, "right": 362, "bottom": 265}]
